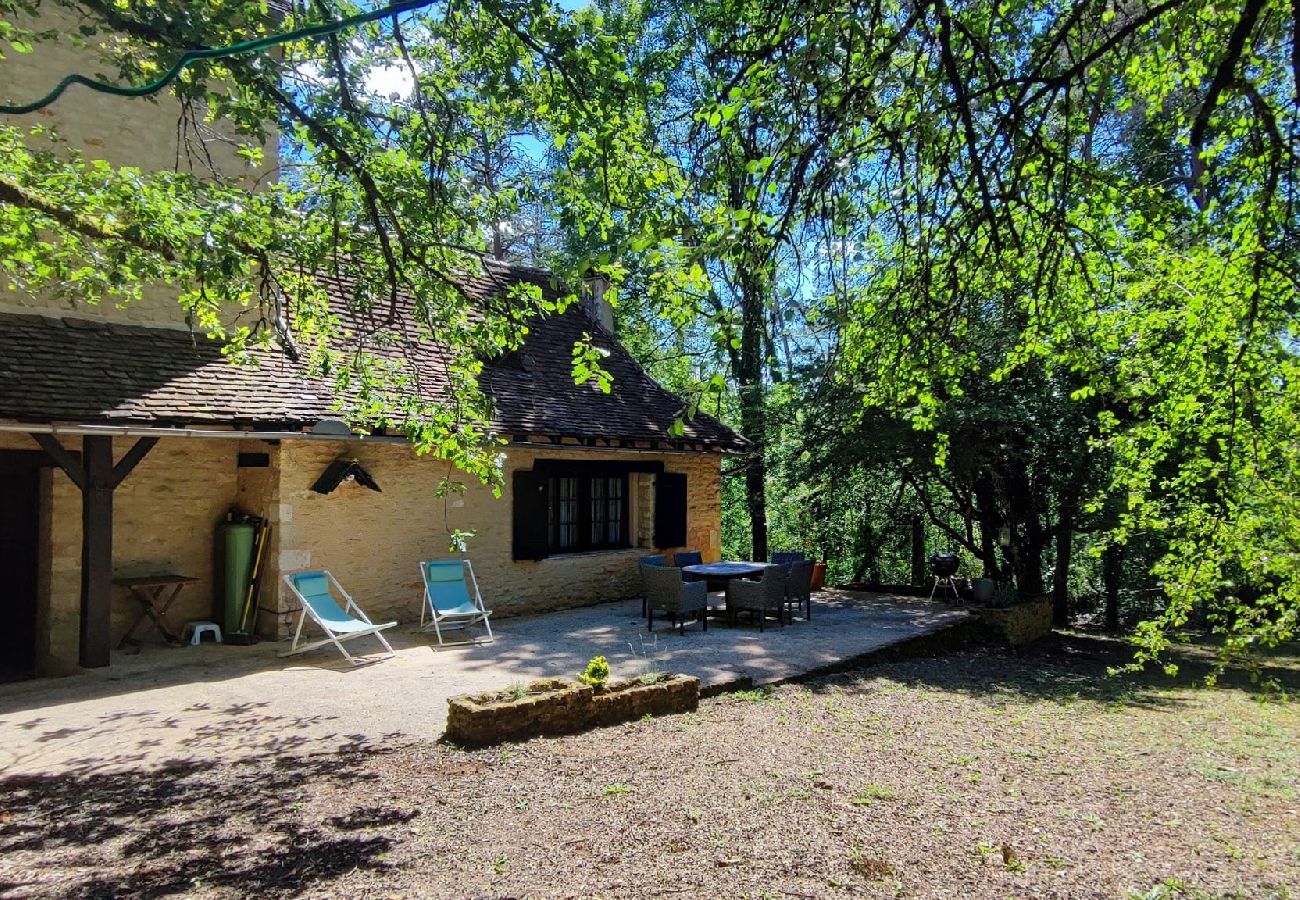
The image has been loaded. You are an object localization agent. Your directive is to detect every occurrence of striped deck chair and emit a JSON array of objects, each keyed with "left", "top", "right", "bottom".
[
  {"left": 419, "top": 560, "right": 493, "bottom": 647},
  {"left": 280, "top": 570, "right": 396, "bottom": 664}
]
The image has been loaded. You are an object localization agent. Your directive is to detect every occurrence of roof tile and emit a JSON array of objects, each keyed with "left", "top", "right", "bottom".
[{"left": 0, "top": 262, "right": 746, "bottom": 450}]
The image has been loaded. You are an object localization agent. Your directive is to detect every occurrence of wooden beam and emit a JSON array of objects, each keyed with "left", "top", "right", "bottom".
[
  {"left": 80, "top": 435, "right": 114, "bottom": 668},
  {"left": 32, "top": 433, "right": 87, "bottom": 490},
  {"left": 111, "top": 436, "right": 158, "bottom": 489}
]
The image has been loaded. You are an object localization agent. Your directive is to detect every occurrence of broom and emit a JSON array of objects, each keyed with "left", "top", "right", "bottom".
[{"left": 226, "top": 522, "right": 270, "bottom": 645}]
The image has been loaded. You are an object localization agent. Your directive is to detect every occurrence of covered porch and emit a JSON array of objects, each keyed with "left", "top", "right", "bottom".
[{"left": 0, "top": 589, "right": 969, "bottom": 777}]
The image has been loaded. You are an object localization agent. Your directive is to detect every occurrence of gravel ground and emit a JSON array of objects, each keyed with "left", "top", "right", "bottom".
[{"left": 1, "top": 634, "right": 1296, "bottom": 899}]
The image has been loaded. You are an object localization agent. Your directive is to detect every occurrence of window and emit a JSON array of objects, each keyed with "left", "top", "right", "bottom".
[
  {"left": 513, "top": 461, "right": 668, "bottom": 561},
  {"left": 547, "top": 472, "right": 629, "bottom": 552}
]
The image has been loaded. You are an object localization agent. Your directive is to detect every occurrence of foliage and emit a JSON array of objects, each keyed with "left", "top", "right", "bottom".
[
  {"left": 605, "top": 0, "right": 1300, "bottom": 671},
  {"left": 0, "top": 0, "right": 638, "bottom": 485},
  {"left": 577, "top": 654, "right": 611, "bottom": 689},
  {"left": 4, "top": 0, "right": 1298, "bottom": 670}
]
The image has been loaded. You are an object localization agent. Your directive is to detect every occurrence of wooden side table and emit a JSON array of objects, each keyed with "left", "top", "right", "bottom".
[{"left": 114, "top": 574, "right": 198, "bottom": 651}]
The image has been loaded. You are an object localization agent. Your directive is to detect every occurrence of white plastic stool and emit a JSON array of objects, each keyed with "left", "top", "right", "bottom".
[{"left": 184, "top": 621, "right": 223, "bottom": 645}]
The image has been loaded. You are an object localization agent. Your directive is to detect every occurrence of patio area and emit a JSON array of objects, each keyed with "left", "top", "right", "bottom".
[{"left": 0, "top": 589, "right": 968, "bottom": 778}]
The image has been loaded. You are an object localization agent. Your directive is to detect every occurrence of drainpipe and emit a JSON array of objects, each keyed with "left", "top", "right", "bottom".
[{"left": 0, "top": 421, "right": 410, "bottom": 443}]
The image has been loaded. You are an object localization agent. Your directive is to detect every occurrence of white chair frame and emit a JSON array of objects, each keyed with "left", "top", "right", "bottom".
[
  {"left": 419, "top": 559, "right": 494, "bottom": 647},
  {"left": 280, "top": 569, "right": 397, "bottom": 665}
]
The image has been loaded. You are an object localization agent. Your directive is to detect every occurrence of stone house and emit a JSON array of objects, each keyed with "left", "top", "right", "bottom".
[
  {"left": 0, "top": 264, "right": 743, "bottom": 679},
  {"left": 0, "top": 16, "right": 744, "bottom": 679}
]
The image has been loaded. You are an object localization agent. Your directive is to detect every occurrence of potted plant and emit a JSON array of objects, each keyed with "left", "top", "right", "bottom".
[{"left": 809, "top": 560, "right": 826, "bottom": 591}]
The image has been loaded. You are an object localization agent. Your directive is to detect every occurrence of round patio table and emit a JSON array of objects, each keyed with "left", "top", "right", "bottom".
[
  {"left": 681, "top": 561, "right": 771, "bottom": 599},
  {"left": 681, "top": 561, "right": 770, "bottom": 580}
]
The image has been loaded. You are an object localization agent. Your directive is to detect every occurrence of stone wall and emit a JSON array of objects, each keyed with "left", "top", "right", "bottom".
[
  {"left": 0, "top": 6, "right": 275, "bottom": 327},
  {"left": 267, "top": 441, "right": 724, "bottom": 633},
  {"left": 972, "top": 597, "right": 1053, "bottom": 647},
  {"left": 3, "top": 430, "right": 725, "bottom": 671},
  {"left": 0, "top": 432, "right": 240, "bottom": 673}
]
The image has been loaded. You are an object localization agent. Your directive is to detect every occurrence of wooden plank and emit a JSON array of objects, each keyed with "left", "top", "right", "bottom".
[
  {"left": 110, "top": 436, "right": 158, "bottom": 489},
  {"left": 80, "top": 435, "right": 114, "bottom": 668},
  {"left": 32, "top": 433, "right": 87, "bottom": 491}
]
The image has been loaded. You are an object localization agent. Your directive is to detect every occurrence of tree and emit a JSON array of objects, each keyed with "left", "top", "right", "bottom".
[
  {"left": 0, "top": 0, "right": 638, "bottom": 484},
  {"left": 624, "top": 0, "right": 1299, "bottom": 670}
]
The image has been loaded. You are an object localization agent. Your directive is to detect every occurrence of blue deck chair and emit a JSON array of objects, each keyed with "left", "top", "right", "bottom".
[
  {"left": 280, "top": 570, "right": 396, "bottom": 665},
  {"left": 419, "top": 560, "right": 493, "bottom": 647}
]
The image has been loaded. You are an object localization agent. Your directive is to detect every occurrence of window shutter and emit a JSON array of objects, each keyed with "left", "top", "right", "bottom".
[
  {"left": 512, "top": 470, "right": 549, "bottom": 560},
  {"left": 653, "top": 472, "right": 688, "bottom": 548}
]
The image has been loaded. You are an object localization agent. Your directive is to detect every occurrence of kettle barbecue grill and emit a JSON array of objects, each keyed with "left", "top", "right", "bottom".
[{"left": 928, "top": 552, "right": 962, "bottom": 602}]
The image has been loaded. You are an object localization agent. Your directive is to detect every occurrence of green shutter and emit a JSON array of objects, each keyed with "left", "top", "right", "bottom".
[
  {"left": 653, "top": 472, "right": 688, "bottom": 548},
  {"left": 512, "top": 469, "right": 550, "bottom": 560}
]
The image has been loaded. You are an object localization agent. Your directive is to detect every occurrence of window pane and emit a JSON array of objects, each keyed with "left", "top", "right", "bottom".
[
  {"left": 557, "top": 476, "right": 578, "bottom": 548},
  {"left": 608, "top": 477, "right": 624, "bottom": 544},
  {"left": 590, "top": 476, "right": 606, "bottom": 543}
]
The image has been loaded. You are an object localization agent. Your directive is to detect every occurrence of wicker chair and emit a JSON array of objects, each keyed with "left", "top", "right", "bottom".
[
  {"left": 673, "top": 550, "right": 704, "bottom": 582},
  {"left": 726, "top": 565, "right": 789, "bottom": 632},
  {"left": 639, "top": 555, "right": 666, "bottom": 617},
  {"left": 642, "top": 565, "right": 709, "bottom": 634},
  {"left": 785, "top": 560, "right": 815, "bottom": 622},
  {"left": 770, "top": 551, "right": 806, "bottom": 566}
]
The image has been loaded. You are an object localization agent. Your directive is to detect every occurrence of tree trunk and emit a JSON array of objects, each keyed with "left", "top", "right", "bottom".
[
  {"left": 736, "top": 267, "right": 768, "bottom": 562},
  {"left": 1052, "top": 519, "right": 1074, "bottom": 626},
  {"left": 856, "top": 490, "right": 882, "bottom": 584},
  {"left": 910, "top": 516, "right": 926, "bottom": 586},
  {"left": 1102, "top": 544, "right": 1124, "bottom": 634},
  {"left": 971, "top": 473, "right": 1003, "bottom": 579}
]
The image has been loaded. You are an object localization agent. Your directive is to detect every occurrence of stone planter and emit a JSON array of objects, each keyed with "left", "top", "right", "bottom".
[
  {"left": 590, "top": 674, "right": 699, "bottom": 727},
  {"left": 972, "top": 596, "right": 1052, "bottom": 646},
  {"left": 445, "top": 677, "right": 593, "bottom": 747},
  {"left": 443, "top": 674, "right": 700, "bottom": 747}
]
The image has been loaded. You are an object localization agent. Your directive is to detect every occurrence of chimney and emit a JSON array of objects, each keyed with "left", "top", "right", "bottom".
[{"left": 581, "top": 274, "right": 616, "bottom": 333}]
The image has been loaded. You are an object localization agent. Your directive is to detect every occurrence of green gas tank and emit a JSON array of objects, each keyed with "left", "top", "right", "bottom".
[{"left": 221, "top": 522, "right": 256, "bottom": 634}]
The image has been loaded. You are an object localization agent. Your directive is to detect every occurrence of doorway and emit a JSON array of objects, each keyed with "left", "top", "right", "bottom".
[{"left": 0, "top": 454, "right": 40, "bottom": 680}]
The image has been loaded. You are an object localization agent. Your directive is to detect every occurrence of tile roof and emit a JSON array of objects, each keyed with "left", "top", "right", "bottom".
[{"left": 0, "top": 262, "right": 747, "bottom": 451}]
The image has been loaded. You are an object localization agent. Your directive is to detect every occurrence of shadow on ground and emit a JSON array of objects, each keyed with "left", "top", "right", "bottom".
[
  {"left": 0, "top": 747, "right": 409, "bottom": 898},
  {"left": 794, "top": 631, "right": 1300, "bottom": 709}
]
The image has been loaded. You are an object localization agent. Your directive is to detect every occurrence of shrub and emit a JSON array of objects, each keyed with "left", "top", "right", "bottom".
[{"left": 578, "top": 655, "right": 611, "bottom": 690}]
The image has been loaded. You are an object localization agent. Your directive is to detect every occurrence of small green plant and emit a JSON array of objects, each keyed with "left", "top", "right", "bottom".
[
  {"left": 627, "top": 633, "right": 665, "bottom": 683},
  {"left": 493, "top": 853, "right": 507, "bottom": 875},
  {"left": 1001, "top": 844, "right": 1025, "bottom": 873},
  {"left": 851, "top": 784, "right": 897, "bottom": 806},
  {"left": 603, "top": 782, "right": 630, "bottom": 796},
  {"left": 1127, "top": 879, "right": 1190, "bottom": 900},
  {"left": 578, "top": 655, "right": 611, "bottom": 689},
  {"left": 849, "top": 844, "right": 895, "bottom": 880},
  {"left": 733, "top": 685, "right": 775, "bottom": 702},
  {"left": 505, "top": 682, "right": 527, "bottom": 702}
]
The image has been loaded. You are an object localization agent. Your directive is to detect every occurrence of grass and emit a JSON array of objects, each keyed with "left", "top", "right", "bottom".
[
  {"left": 3, "top": 634, "right": 1296, "bottom": 898},
  {"left": 731, "top": 684, "right": 776, "bottom": 702},
  {"left": 850, "top": 784, "right": 897, "bottom": 806}
]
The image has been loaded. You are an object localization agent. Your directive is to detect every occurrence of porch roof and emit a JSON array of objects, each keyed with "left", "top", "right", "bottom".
[{"left": 0, "top": 263, "right": 746, "bottom": 451}]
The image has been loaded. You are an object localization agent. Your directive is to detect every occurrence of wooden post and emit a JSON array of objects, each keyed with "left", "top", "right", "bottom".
[
  {"left": 80, "top": 436, "right": 114, "bottom": 668},
  {"left": 32, "top": 433, "right": 157, "bottom": 669}
]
